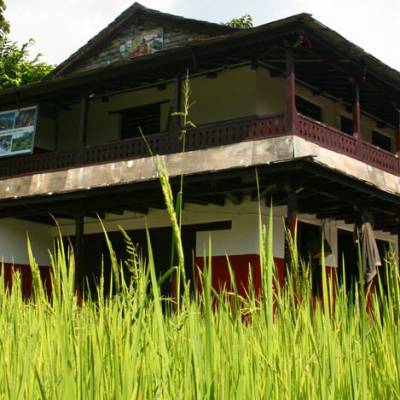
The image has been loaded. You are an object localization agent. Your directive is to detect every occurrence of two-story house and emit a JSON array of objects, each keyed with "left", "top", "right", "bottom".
[{"left": 0, "top": 3, "right": 399, "bottom": 297}]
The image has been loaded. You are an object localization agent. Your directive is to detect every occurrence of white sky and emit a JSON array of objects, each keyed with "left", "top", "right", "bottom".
[{"left": 5, "top": 0, "right": 400, "bottom": 71}]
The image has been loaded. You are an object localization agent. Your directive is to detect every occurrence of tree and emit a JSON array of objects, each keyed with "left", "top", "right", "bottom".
[
  {"left": 0, "top": 1, "right": 53, "bottom": 89},
  {"left": 0, "top": 0, "right": 10, "bottom": 35},
  {"left": 223, "top": 14, "right": 254, "bottom": 29},
  {"left": 0, "top": 38, "right": 54, "bottom": 89}
]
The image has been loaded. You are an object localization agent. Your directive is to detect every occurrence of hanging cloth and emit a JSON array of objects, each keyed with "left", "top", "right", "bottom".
[{"left": 361, "top": 222, "right": 381, "bottom": 283}]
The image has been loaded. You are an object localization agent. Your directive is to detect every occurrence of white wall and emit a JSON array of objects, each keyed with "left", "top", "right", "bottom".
[
  {"left": 0, "top": 201, "right": 396, "bottom": 270},
  {"left": 0, "top": 219, "right": 54, "bottom": 266},
  {"left": 196, "top": 203, "right": 260, "bottom": 258},
  {"left": 57, "top": 200, "right": 286, "bottom": 259}
]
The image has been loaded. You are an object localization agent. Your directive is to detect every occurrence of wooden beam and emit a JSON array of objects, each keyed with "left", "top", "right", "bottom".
[
  {"left": 187, "top": 194, "right": 225, "bottom": 207},
  {"left": 396, "top": 108, "right": 400, "bottom": 155},
  {"left": 169, "top": 75, "right": 182, "bottom": 152},
  {"left": 226, "top": 192, "right": 243, "bottom": 205},
  {"left": 317, "top": 210, "right": 354, "bottom": 220},
  {"left": 352, "top": 82, "right": 361, "bottom": 140},
  {"left": 85, "top": 212, "right": 105, "bottom": 220},
  {"left": 285, "top": 46, "right": 297, "bottom": 135},
  {"left": 121, "top": 206, "right": 149, "bottom": 215},
  {"left": 78, "top": 96, "right": 89, "bottom": 162},
  {"left": 285, "top": 191, "right": 298, "bottom": 271},
  {"left": 74, "top": 213, "right": 85, "bottom": 291}
]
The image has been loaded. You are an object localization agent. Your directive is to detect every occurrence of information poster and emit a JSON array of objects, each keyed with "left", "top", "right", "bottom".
[{"left": 0, "top": 106, "right": 37, "bottom": 157}]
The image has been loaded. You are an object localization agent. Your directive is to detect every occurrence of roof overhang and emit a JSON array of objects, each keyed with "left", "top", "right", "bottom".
[
  {"left": 0, "top": 135, "right": 399, "bottom": 232},
  {"left": 0, "top": 14, "right": 399, "bottom": 124}
]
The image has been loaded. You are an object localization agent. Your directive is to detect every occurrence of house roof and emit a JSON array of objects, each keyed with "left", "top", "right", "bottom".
[
  {"left": 0, "top": 8, "right": 399, "bottom": 121},
  {"left": 49, "top": 2, "right": 237, "bottom": 79}
]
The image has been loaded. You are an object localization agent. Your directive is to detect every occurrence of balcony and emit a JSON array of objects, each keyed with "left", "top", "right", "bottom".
[{"left": 0, "top": 113, "right": 398, "bottom": 179}]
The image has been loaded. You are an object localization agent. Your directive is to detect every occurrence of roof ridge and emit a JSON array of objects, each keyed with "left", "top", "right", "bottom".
[{"left": 48, "top": 2, "right": 236, "bottom": 79}]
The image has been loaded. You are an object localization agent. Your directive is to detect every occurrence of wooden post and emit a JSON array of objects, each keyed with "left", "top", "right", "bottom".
[
  {"left": 78, "top": 96, "right": 89, "bottom": 163},
  {"left": 352, "top": 83, "right": 361, "bottom": 140},
  {"left": 285, "top": 191, "right": 298, "bottom": 270},
  {"left": 287, "top": 191, "right": 298, "bottom": 242},
  {"left": 169, "top": 76, "right": 182, "bottom": 152},
  {"left": 285, "top": 47, "right": 297, "bottom": 135},
  {"left": 395, "top": 108, "right": 400, "bottom": 155},
  {"left": 74, "top": 213, "right": 85, "bottom": 295},
  {"left": 398, "top": 231, "right": 400, "bottom": 271}
]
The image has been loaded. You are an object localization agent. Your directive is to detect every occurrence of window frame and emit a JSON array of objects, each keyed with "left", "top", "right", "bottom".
[
  {"left": 371, "top": 130, "right": 392, "bottom": 152},
  {"left": 296, "top": 96, "right": 323, "bottom": 122},
  {"left": 110, "top": 100, "right": 168, "bottom": 140}
]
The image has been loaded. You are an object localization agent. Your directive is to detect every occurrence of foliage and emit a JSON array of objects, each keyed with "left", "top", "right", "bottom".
[
  {"left": 1, "top": 77, "right": 399, "bottom": 399},
  {"left": 0, "top": 0, "right": 9, "bottom": 35},
  {"left": 0, "top": 1, "right": 53, "bottom": 89},
  {"left": 0, "top": 38, "right": 54, "bottom": 89},
  {"left": 2, "top": 199, "right": 400, "bottom": 398},
  {"left": 223, "top": 14, "right": 254, "bottom": 29}
]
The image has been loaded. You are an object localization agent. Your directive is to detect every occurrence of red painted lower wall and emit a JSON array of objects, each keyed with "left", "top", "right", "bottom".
[
  {"left": 195, "top": 255, "right": 286, "bottom": 298},
  {"left": 1, "top": 263, "right": 52, "bottom": 299},
  {"left": 194, "top": 255, "right": 341, "bottom": 306}
]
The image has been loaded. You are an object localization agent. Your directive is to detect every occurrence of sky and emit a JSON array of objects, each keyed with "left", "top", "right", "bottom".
[{"left": 5, "top": 0, "right": 400, "bottom": 71}]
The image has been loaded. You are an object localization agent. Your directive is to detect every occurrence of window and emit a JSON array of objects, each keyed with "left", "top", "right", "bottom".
[
  {"left": 340, "top": 116, "right": 353, "bottom": 135},
  {"left": 372, "top": 131, "right": 392, "bottom": 152},
  {"left": 296, "top": 96, "right": 322, "bottom": 122},
  {"left": 119, "top": 103, "right": 161, "bottom": 139}
]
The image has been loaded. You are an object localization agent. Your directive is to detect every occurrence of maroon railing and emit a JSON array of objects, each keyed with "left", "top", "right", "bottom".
[
  {"left": 358, "top": 140, "right": 399, "bottom": 175},
  {"left": 84, "top": 131, "right": 172, "bottom": 164},
  {"left": 297, "top": 114, "right": 400, "bottom": 176},
  {"left": 0, "top": 149, "right": 78, "bottom": 177},
  {"left": 186, "top": 114, "right": 286, "bottom": 150},
  {"left": 0, "top": 114, "right": 286, "bottom": 179},
  {"left": 0, "top": 113, "right": 398, "bottom": 179}
]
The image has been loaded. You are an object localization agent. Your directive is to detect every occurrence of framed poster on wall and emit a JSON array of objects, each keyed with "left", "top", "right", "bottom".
[{"left": 0, "top": 106, "right": 38, "bottom": 157}]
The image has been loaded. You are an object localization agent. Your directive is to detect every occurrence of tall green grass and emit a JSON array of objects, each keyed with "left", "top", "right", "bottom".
[
  {"left": 1, "top": 185, "right": 400, "bottom": 399},
  {"left": 1, "top": 76, "right": 399, "bottom": 399}
]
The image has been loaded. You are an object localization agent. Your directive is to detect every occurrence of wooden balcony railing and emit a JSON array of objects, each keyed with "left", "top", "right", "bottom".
[
  {"left": 0, "top": 112, "right": 398, "bottom": 179},
  {"left": 297, "top": 114, "right": 400, "bottom": 176},
  {"left": 0, "top": 114, "right": 286, "bottom": 179},
  {"left": 186, "top": 114, "right": 287, "bottom": 150}
]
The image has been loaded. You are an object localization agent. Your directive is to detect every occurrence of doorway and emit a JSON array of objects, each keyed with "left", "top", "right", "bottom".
[
  {"left": 78, "top": 226, "right": 195, "bottom": 298},
  {"left": 71, "top": 221, "right": 231, "bottom": 298},
  {"left": 337, "top": 229, "right": 358, "bottom": 292}
]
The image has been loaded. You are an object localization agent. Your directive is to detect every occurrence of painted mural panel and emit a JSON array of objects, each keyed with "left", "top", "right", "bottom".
[
  {"left": 76, "top": 20, "right": 214, "bottom": 74},
  {"left": 0, "top": 106, "right": 38, "bottom": 157},
  {"left": 119, "top": 27, "right": 163, "bottom": 58}
]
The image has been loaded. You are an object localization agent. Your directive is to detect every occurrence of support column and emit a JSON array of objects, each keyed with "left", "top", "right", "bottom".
[
  {"left": 287, "top": 191, "right": 298, "bottom": 241},
  {"left": 285, "top": 191, "right": 298, "bottom": 269},
  {"left": 398, "top": 231, "right": 400, "bottom": 271},
  {"left": 352, "top": 82, "right": 361, "bottom": 140},
  {"left": 285, "top": 46, "right": 297, "bottom": 135},
  {"left": 169, "top": 76, "right": 182, "bottom": 152},
  {"left": 77, "top": 96, "right": 89, "bottom": 163},
  {"left": 74, "top": 213, "right": 85, "bottom": 295}
]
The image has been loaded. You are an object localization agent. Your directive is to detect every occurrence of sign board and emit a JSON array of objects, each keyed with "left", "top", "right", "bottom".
[{"left": 0, "top": 106, "right": 38, "bottom": 158}]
